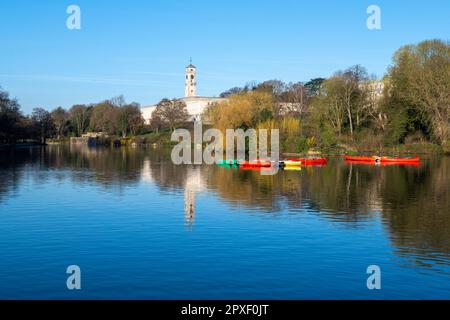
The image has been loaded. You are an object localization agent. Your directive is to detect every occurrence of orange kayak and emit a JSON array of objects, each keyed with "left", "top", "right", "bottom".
[{"left": 288, "top": 158, "right": 328, "bottom": 165}]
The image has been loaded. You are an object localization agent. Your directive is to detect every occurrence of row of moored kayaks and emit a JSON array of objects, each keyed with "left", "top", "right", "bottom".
[
  {"left": 217, "top": 155, "right": 421, "bottom": 168},
  {"left": 217, "top": 158, "right": 328, "bottom": 168}
]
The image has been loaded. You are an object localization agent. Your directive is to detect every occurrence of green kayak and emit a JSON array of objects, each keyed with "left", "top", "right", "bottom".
[{"left": 216, "top": 159, "right": 240, "bottom": 166}]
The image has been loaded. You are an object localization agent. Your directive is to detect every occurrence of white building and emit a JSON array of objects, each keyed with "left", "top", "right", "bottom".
[
  {"left": 141, "top": 63, "right": 226, "bottom": 123},
  {"left": 360, "top": 80, "right": 385, "bottom": 99}
]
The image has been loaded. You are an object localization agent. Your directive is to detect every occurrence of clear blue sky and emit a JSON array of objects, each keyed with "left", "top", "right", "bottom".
[{"left": 0, "top": 0, "right": 449, "bottom": 114}]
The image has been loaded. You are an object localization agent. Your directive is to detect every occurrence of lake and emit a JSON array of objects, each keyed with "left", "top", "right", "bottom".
[{"left": 0, "top": 145, "right": 449, "bottom": 299}]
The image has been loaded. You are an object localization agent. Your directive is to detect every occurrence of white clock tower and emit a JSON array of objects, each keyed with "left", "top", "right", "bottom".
[
  {"left": 185, "top": 60, "right": 197, "bottom": 97},
  {"left": 141, "top": 61, "right": 226, "bottom": 124}
]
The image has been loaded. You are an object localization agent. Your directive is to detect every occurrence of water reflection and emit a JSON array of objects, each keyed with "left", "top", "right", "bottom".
[
  {"left": 1, "top": 145, "right": 450, "bottom": 269},
  {"left": 183, "top": 168, "right": 205, "bottom": 227}
]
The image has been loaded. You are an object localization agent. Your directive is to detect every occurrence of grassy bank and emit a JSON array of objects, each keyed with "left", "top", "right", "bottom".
[
  {"left": 45, "top": 127, "right": 448, "bottom": 157},
  {"left": 123, "top": 134, "right": 448, "bottom": 156},
  {"left": 317, "top": 143, "right": 443, "bottom": 156}
]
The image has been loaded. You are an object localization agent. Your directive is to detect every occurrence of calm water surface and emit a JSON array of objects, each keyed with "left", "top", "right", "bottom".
[{"left": 0, "top": 145, "right": 449, "bottom": 299}]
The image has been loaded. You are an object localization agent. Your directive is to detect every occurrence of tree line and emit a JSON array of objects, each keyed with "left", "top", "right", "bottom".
[
  {"left": 2, "top": 39, "right": 449, "bottom": 152},
  {"left": 1, "top": 93, "right": 145, "bottom": 145},
  {"left": 206, "top": 39, "right": 450, "bottom": 153}
]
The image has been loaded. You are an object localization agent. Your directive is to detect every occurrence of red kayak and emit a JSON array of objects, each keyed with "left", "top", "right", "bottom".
[
  {"left": 239, "top": 166, "right": 275, "bottom": 172},
  {"left": 381, "top": 157, "right": 420, "bottom": 163},
  {"left": 345, "top": 156, "right": 420, "bottom": 163},
  {"left": 344, "top": 156, "right": 377, "bottom": 162},
  {"left": 288, "top": 158, "right": 328, "bottom": 166},
  {"left": 240, "top": 160, "right": 272, "bottom": 168},
  {"left": 345, "top": 160, "right": 420, "bottom": 167}
]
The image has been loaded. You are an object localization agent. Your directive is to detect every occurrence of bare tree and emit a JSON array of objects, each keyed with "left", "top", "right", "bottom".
[
  {"left": 0, "top": 87, "right": 23, "bottom": 144},
  {"left": 32, "top": 108, "right": 54, "bottom": 144},
  {"left": 152, "top": 99, "right": 190, "bottom": 132},
  {"left": 362, "top": 76, "right": 388, "bottom": 132},
  {"left": 279, "top": 83, "right": 308, "bottom": 117},
  {"left": 109, "top": 95, "right": 126, "bottom": 108},
  {"left": 51, "top": 107, "right": 69, "bottom": 139},
  {"left": 318, "top": 76, "right": 347, "bottom": 136},
  {"left": 338, "top": 65, "right": 369, "bottom": 138},
  {"left": 70, "top": 105, "right": 91, "bottom": 136}
]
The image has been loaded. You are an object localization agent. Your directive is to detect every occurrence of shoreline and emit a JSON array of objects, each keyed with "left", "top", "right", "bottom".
[
  {"left": 3, "top": 140, "right": 445, "bottom": 157},
  {"left": 0, "top": 143, "right": 46, "bottom": 150}
]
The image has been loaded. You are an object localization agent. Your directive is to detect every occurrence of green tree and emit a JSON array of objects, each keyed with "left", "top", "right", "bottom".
[
  {"left": 311, "top": 76, "right": 346, "bottom": 137},
  {"left": 150, "top": 112, "right": 163, "bottom": 134},
  {"left": 304, "top": 78, "right": 325, "bottom": 97},
  {"left": 90, "top": 101, "right": 116, "bottom": 134},
  {"left": 388, "top": 39, "right": 450, "bottom": 144},
  {"left": 117, "top": 103, "right": 144, "bottom": 138}
]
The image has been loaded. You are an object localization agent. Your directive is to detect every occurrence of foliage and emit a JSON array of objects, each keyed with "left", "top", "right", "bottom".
[
  {"left": 117, "top": 103, "right": 144, "bottom": 138},
  {"left": 304, "top": 78, "right": 325, "bottom": 97},
  {"left": 89, "top": 101, "right": 116, "bottom": 134},
  {"left": 1, "top": 39, "right": 449, "bottom": 152},
  {"left": 310, "top": 76, "right": 347, "bottom": 137},
  {"left": 88, "top": 98, "right": 144, "bottom": 137},
  {"left": 206, "top": 91, "right": 274, "bottom": 131},
  {"left": 387, "top": 39, "right": 450, "bottom": 144},
  {"left": 1, "top": 89, "right": 147, "bottom": 145}
]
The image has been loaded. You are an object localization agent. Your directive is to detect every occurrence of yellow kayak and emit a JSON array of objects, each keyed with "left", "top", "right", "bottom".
[
  {"left": 280, "top": 160, "right": 302, "bottom": 167},
  {"left": 283, "top": 166, "right": 302, "bottom": 171}
]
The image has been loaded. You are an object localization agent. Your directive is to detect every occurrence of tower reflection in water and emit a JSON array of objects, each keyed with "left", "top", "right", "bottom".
[
  {"left": 184, "top": 188, "right": 195, "bottom": 227},
  {"left": 183, "top": 167, "right": 205, "bottom": 227},
  {"left": 141, "top": 160, "right": 204, "bottom": 227}
]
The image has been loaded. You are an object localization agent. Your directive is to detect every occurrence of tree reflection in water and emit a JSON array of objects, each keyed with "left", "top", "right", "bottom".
[{"left": 1, "top": 145, "right": 449, "bottom": 270}]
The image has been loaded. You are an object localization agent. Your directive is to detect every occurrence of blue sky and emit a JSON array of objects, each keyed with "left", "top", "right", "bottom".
[{"left": 0, "top": 0, "right": 449, "bottom": 113}]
